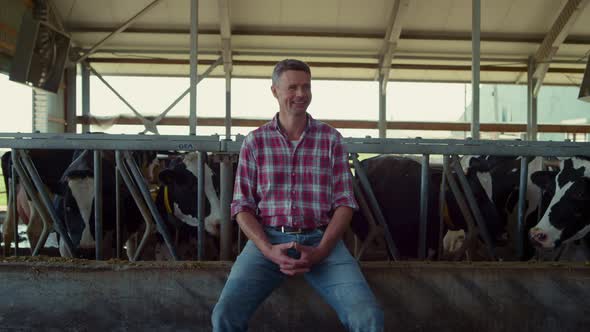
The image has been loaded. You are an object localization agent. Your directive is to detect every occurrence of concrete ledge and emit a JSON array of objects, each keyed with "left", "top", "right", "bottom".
[{"left": 0, "top": 259, "right": 589, "bottom": 331}]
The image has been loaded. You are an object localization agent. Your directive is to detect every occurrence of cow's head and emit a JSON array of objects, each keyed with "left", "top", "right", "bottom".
[
  {"left": 158, "top": 152, "right": 221, "bottom": 237},
  {"left": 529, "top": 158, "right": 590, "bottom": 249}
]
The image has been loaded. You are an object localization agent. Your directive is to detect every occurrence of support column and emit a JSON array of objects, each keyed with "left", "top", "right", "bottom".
[
  {"left": 527, "top": 56, "right": 538, "bottom": 141},
  {"left": 189, "top": 0, "right": 199, "bottom": 135},
  {"left": 65, "top": 66, "right": 77, "bottom": 133},
  {"left": 471, "top": 0, "right": 481, "bottom": 140},
  {"left": 81, "top": 63, "right": 90, "bottom": 134},
  {"left": 378, "top": 75, "right": 387, "bottom": 138}
]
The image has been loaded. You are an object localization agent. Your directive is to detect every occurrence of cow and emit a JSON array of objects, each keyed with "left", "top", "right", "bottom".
[
  {"left": 152, "top": 151, "right": 227, "bottom": 260},
  {"left": 350, "top": 154, "right": 548, "bottom": 261},
  {"left": 529, "top": 157, "right": 590, "bottom": 251},
  {"left": 56, "top": 149, "right": 157, "bottom": 259},
  {"left": 1, "top": 149, "right": 75, "bottom": 255}
]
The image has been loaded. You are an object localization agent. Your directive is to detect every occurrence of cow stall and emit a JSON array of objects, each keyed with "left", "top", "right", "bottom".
[{"left": 1, "top": 134, "right": 590, "bottom": 331}]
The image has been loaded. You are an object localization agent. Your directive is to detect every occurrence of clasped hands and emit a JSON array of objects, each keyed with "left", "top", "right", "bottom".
[{"left": 266, "top": 241, "right": 327, "bottom": 276}]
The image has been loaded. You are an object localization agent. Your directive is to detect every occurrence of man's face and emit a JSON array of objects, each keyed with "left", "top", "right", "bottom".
[{"left": 271, "top": 70, "right": 312, "bottom": 116}]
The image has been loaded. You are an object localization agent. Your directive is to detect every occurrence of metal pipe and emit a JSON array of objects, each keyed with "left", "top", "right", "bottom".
[
  {"left": 10, "top": 150, "right": 18, "bottom": 256},
  {"left": 527, "top": 56, "right": 538, "bottom": 141},
  {"left": 516, "top": 157, "right": 529, "bottom": 259},
  {"left": 76, "top": 0, "right": 165, "bottom": 63},
  {"left": 115, "top": 157, "right": 122, "bottom": 259},
  {"left": 351, "top": 153, "right": 400, "bottom": 260},
  {"left": 81, "top": 64, "right": 90, "bottom": 134},
  {"left": 121, "top": 151, "right": 179, "bottom": 260},
  {"left": 197, "top": 151, "right": 205, "bottom": 260},
  {"left": 471, "top": 0, "right": 481, "bottom": 139},
  {"left": 65, "top": 66, "right": 77, "bottom": 133},
  {"left": 225, "top": 73, "right": 232, "bottom": 139},
  {"left": 151, "top": 57, "right": 222, "bottom": 127},
  {"left": 419, "top": 154, "right": 430, "bottom": 259},
  {"left": 93, "top": 150, "right": 103, "bottom": 260},
  {"left": 189, "top": 0, "right": 199, "bottom": 135},
  {"left": 12, "top": 155, "right": 50, "bottom": 255},
  {"left": 437, "top": 155, "right": 449, "bottom": 260},
  {"left": 219, "top": 155, "right": 233, "bottom": 260},
  {"left": 451, "top": 156, "right": 496, "bottom": 259},
  {"left": 16, "top": 151, "right": 75, "bottom": 256},
  {"left": 378, "top": 74, "right": 387, "bottom": 138},
  {"left": 117, "top": 152, "right": 155, "bottom": 261}
]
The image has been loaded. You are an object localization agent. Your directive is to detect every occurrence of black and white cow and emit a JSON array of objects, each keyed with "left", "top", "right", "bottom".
[
  {"left": 1, "top": 150, "right": 75, "bottom": 255},
  {"left": 57, "top": 149, "right": 154, "bottom": 258},
  {"left": 529, "top": 157, "right": 590, "bottom": 250},
  {"left": 153, "top": 151, "right": 224, "bottom": 260},
  {"left": 351, "top": 154, "right": 547, "bottom": 261},
  {"left": 457, "top": 155, "right": 547, "bottom": 260}
]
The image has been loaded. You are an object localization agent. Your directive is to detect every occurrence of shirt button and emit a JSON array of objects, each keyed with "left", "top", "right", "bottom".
[{"left": 291, "top": 172, "right": 295, "bottom": 177}]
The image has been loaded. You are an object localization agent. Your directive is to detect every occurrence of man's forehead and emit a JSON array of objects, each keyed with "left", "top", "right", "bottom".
[{"left": 278, "top": 70, "right": 311, "bottom": 81}]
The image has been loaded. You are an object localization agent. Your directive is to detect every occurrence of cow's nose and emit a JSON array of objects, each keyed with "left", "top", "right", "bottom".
[{"left": 529, "top": 228, "right": 548, "bottom": 246}]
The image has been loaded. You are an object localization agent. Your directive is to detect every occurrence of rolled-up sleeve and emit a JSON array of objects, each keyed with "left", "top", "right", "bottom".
[
  {"left": 231, "top": 134, "right": 259, "bottom": 218},
  {"left": 331, "top": 135, "right": 358, "bottom": 211}
]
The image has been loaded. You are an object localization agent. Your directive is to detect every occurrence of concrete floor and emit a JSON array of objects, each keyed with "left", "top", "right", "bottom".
[{"left": 0, "top": 259, "right": 589, "bottom": 331}]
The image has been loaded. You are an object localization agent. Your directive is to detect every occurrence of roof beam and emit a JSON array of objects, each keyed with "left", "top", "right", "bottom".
[
  {"left": 532, "top": 0, "right": 590, "bottom": 96},
  {"left": 218, "top": 0, "right": 232, "bottom": 74},
  {"left": 378, "top": 0, "right": 411, "bottom": 92},
  {"left": 75, "top": 0, "right": 165, "bottom": 63}
]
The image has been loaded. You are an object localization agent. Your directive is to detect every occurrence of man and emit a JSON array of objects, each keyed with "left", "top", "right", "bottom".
[{"left": 211, "top": 59, "right": 384, "bottom": 331}]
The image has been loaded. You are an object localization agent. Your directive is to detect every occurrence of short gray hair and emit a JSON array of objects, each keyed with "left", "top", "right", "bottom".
[{"left": 271, "top": 59, "right": 311, "bottom": 85}]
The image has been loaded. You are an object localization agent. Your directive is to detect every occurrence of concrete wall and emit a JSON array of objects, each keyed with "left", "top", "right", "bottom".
[{"left": 0, "top": 260, "right": 588, "bottom": 331}]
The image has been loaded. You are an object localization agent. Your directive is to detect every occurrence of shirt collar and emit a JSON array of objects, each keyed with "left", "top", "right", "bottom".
[{"left": 270, "top": 112, "right": 316, "bottom": 135}]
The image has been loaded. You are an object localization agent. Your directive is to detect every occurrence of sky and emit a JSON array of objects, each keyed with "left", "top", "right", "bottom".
[{"left": 1, "top": 73, "right": 469, "bottom": 139}]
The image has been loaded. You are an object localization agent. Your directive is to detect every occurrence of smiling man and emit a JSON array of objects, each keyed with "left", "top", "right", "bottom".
[{"left": 211, "top": 59, "right": 384, "bottom": 332}]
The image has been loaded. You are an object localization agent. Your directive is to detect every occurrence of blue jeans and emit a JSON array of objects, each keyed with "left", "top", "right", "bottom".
[{"left": 211, "top": 227, "right": 384, "bottom": 331}]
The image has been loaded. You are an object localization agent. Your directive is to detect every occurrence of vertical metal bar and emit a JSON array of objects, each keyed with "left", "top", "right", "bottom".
[
  {"left": 189, "top": 0, "right": 199, "bottom": 135},
  {"left": 93, "top": 150, "right": 103, "bottom": 260},
  {"left": 516, "top": 157, "right": 529, "bottom": 259},
  {"left": 10, "top": 150, "right": 18, "bottom": 256},
  {"left": 81, "top": 63, "right": 90, "bottom": 134},
  {"left": 115, "top": 153, "right": 122, "bottom": 259},
  {"left": 378, "top": 74, "right": 387, "bottom": 138},
  {"left": 437, "top": 155, "right": 449, "bottom": 260},
  {"left": 225, "top": 72, "right": 232, "bottom": 139},
  {"left": 197, "top": 151, "right": 205, "bottom": 260},
  {"left": 65, "top": 66, "right": 77, "bottom": 133},
  {"left": 220, "top": 155, "right": 233, "bottom": 260},
  {"left": 351, "top": 153, "right": 400, "bottom": 260},
  {"left": 471, "top": 0, "right": 481, "bottom": 139},
  {"left": 16, "top": 151, "right": 75, "bottom": 256},
  {"left": 451, "top": 156, "right": 496, "bottom": 259},
  {"left": 121, "top": 151, "right": 179, "bottom": 260},
  {"left": 419, "top": 154, "right": 430, "bottom": 259},
  {"left": 12, "top": 155, "right": 51, "bottom": 256},
  {"left": 116, "top": 152, "right": 155, "bottom": 261},
  {"left": 527, "top": 56, "right": 538, "bottom": 141}
]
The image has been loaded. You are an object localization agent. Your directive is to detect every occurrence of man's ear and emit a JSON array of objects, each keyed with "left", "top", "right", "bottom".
[{"left": 271, "top": 84, "right": 278, "bottom": 99}]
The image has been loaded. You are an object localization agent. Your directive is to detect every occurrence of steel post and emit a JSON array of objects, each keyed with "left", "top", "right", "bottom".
[
  {"left": 419, "top": 154, "right": 430, "bottom": 259},
  {"left": 219, "top": 154, "right": 233, "bottom": 260},
  {"left": 351, "top": 153, "right": 400, "bottom": 260},
  {"left": 93, "top": 150, "right": 103, "bottom": 260}
]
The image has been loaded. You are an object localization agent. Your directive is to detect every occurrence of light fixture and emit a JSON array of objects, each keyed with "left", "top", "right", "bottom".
[{"left": 579, "top": 55, "right": 590, "bottom": 102}]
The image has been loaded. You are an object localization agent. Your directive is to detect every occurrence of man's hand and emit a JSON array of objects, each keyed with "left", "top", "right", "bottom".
[
  {"left": 263, "top": 242, "right": 310, "bottom": 276},
  {"left": 279, "top": 242, "right": 329, "bottom": 276}
]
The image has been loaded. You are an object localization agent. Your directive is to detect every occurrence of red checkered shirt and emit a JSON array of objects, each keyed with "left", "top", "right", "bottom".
[{"left": 231, "top": 113, "right": 358, "bottom": 229}]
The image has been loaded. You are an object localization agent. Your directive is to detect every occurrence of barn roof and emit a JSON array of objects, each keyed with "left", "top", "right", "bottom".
[{"left": 42, "top": 0, "right": 590, "bottom": 86}]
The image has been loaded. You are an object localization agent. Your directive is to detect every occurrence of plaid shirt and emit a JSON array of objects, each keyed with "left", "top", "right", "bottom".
[{"left": 231, "top": 113, "right": 358, "bottom": 229}]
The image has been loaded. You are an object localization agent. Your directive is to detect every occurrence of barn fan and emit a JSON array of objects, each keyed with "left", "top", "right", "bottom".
[{"left": 9, "top": 12, "right": 70, "bottom": 93}]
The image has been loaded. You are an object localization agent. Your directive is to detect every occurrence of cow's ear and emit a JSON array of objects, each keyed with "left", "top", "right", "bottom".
[
  {"left": 531, "top": 170, "right": 557, "bottom": 190},
  {"left": 468, "top": 157, "right": 489, "bottom": 172},
  {"left": 569, "top": 178, "right": 590, "bottom": 201},
  {"left": 159, "top": 169, "right": 175, "bottom": 185}
]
